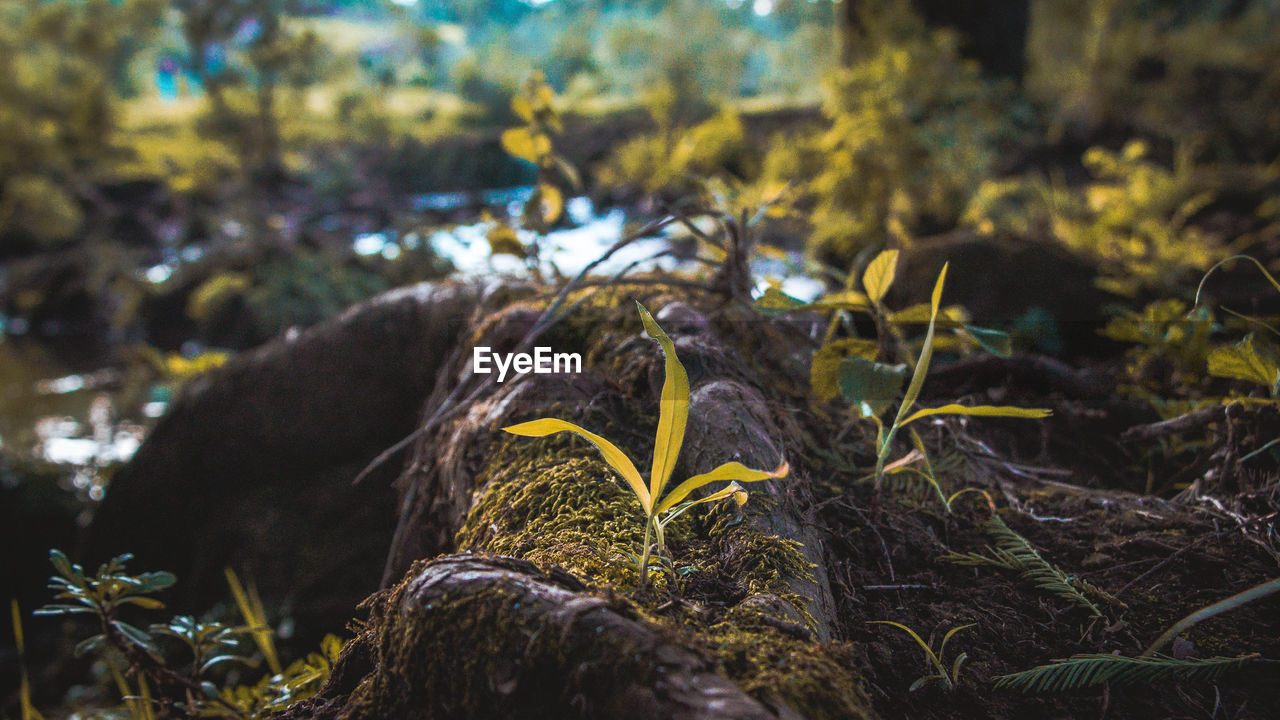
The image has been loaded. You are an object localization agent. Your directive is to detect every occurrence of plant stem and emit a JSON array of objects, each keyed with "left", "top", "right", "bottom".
[{"left": 638, "top": 519, "right": 654, "bottom": 593}]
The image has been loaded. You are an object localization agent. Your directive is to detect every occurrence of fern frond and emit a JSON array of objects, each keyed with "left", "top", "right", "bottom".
[
  {"left": 942, "top": 515, "right": 1105, "bottom": 616},
  {"left": 1076, "top": 576, "right": 1128, "bottom": 610},
  {"left": 994, "top": 653, "right": 1259, "bottom": 693},
  {"left": 937, "top": 550, "right": 1017, "bottom": 571},
  {"left": 985, "top": 515, "right": 1101, "bottom": 616},
  {"left": 884, "top": 468, "right": 946, "bottom": 506}
]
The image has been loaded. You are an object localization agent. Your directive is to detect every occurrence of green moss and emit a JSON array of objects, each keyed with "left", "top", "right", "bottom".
[
  {"left": 347, "top": 577, "right": 538, "bottom": 719},
  {"left": 705, "top": 624, "right": 874, "bottom": 720},
  {"left": 458, "top": 448, "right": 646, "bottom": 590}
]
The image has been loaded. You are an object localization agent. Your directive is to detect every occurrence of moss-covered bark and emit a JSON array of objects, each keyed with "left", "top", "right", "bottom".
[{"left": 280, "top": 285, "right": 876, "bottom": 719}]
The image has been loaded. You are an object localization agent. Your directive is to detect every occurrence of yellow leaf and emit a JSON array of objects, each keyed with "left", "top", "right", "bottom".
[
  {"left": 1207, "top": 333, "right": 1280, "bottom": 390},
  {"left": 863, "top": 249, "right": 899, "bottom": 304},
  {"left": 672, "top": 481, "right": 749, "bottom": 513},
  {"left": 487, "top": 224, "right": 526, "bottom": 258},
  {"left": 637, "top": 302, "right": 690, "bottom": 503},
  {"left": 931, "top": 262, "right": 948, "bottom": 313},
  {"left": 811, "top": 338, "right": 880, "bottom": 403},
  {"left": 504, "top": 418, "right": 650, "bottom": 512},
  {"left": 11, "top": 600, "right": 45, "bottom": 720},
  {"left": 888, "top": 304, "right": 969, "bottom": 326},
  {"left": 538, "top": 183, "right": 563, "bottom": 225},
  {"left": 500, "top": 128, "right": 549, "bottom": 164},
  {"left": 754, "top": 287, "right": 804, "bottom": 314},
  {"left": 901, "top": 404, "right": 1052, "bottom": 426},
  {"left": 225, "top": 568, "right": 281, "bottom": 675},
  {"left": 511, "top": 95, "right": 534, "bottom": 123},
  {"left": 657, "top": 461, "right": 788, "bottom": 514},
  {"left": 754, "top": 244, "right": 788, "bottom": 262},
  {"left": 10, "top": 600, "right": 24, "bottom": 653}
]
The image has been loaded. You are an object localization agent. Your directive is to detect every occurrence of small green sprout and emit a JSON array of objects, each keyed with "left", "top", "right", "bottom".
[
  {"left": 834, "top": 256, "right": 1052, "bottom": 505},
  {"left": 34, "top": 549, "right": 176, "bottom": 661},
  {"left": 870, "top": 620, "right": 973, "bottom": 692},
  {"left": 504, "top": 301, "right": 788, "bottom": 591}
]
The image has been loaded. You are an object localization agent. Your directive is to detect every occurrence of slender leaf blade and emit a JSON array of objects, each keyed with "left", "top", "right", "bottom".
[
  {"left": 504, "top": 418, "right": 649, "bottom": 511},
  {"left": 895, "top": 263, "right": 948, "bottom": 426},
  {"left": 656, "top": 461, "right": 788, "bottom": 514},
  {"left": 902, "top": 404, "right": 1052, "bottom": 426},
  {"left": 637, "top": 302, "right": 690, "bottom": 503}
]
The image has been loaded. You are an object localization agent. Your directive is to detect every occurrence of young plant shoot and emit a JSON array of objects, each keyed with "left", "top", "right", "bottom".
[{"left": 503, "top": 301, "right": 788, "bottom": 591}]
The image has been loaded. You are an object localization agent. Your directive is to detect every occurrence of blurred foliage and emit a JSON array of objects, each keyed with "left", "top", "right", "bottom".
[
  {"left": 1029, "top": 0, "right": 1280, "bottom": 160},
  {"left": 963, "top": 140, "right": 1249, "bottom": 294},
  {"left": 241, "top": 251, "right": 389, "bottom": 338},
  {"left": 598, "top": 105, "right": 751, "bottom": 200},
  {"left": 487, "top": 73, "right": 582, "bottom": 279},
  {"left": 0, "top": 0, "right": 163, "bottom": 250},
  {"left": 1100, "top": 298, "right": 1221, "bottom": 411},
  {"left": 761, "top": 19, "right": 1022, "bottom": 268},
  {"left": 31, "top": 549, "right": 344, "bottom": 719}
]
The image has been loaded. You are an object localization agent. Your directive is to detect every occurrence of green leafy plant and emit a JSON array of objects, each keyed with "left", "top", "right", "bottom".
[
  {"left": 759, "top": 249, "right": 1014, "bottom": 379},
  {"left": 868, "top": 620, "right": 973, "bottom": 692},
  {"left": 1103, "top": 255, "right": 1280, "bottom": 423},
  {"left": 32, "top": 549, "right": 341, "bottom": 718},
  {"left": 504, "top": 301, "right": 788, "bottom": 591},
  {"left": 760, "top": 253, "right": 1051, "bottom": 507},
  {"left": 35, "top": 549, "right": 177, "bottom": 660},
  {"left": 994, "top": 653, "right": 1259, "bottom": 693},
  {"left": 799, "top": 257, "right": 1049, "bottom": 499}
]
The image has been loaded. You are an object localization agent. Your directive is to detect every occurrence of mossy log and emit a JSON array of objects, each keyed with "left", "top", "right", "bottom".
[{"left": 282, "top": 555, "right": 785, "bottom": 720}]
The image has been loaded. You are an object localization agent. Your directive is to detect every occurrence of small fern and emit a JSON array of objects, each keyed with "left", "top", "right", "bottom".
[
  {"left": 994, "top": 653, "right": 1259, "bottom": 693},
  {"left": 942, "top": 515, "right": 1116, "bottom": 617}
]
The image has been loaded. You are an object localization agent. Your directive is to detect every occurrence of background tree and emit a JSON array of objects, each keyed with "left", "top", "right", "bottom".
[{"left": 840, "top": 0, "right": 1030, "bottom": 81}]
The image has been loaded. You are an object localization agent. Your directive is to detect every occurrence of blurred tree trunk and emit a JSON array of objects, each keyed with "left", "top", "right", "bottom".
[{"left": 840, "top": 0, "right": 1030, "bottom": 82}]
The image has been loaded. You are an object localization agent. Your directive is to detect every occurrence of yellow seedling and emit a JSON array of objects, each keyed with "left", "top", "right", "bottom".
[
  {"left": 504, "top": 301, "right": 788, "bottom": 591},
  {"left": 11, "top": 600, "right": 47, "bottom": 720},
  {"left": 225, "top": 568, "right": 281, "bottom": 675}
]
